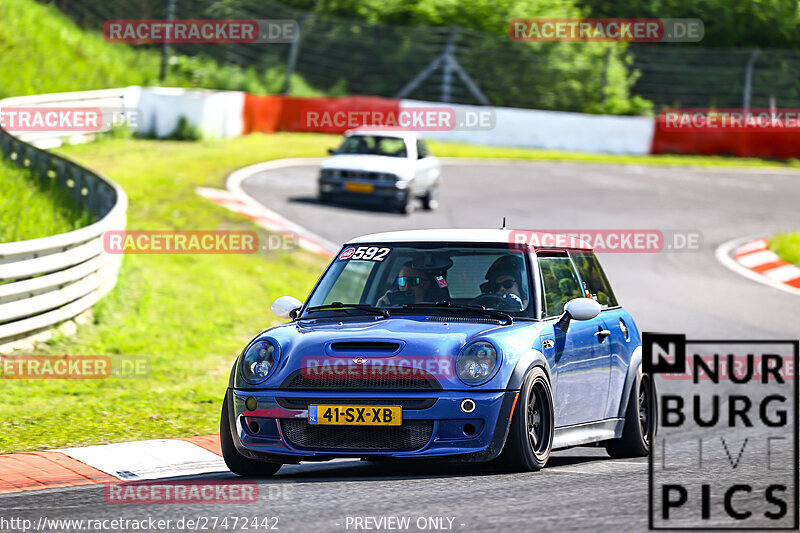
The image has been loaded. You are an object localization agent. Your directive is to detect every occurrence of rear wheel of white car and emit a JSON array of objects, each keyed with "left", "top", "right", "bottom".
[
  {"left": 606, "top": 368, "right": 656, "bottom": 458},
  {"left": 496, "top": 367, "right": 553, "bottom": 472},
  {"left": 422, "top": 186, "right": 439, "bottom": 210},
  {"left": 220, "top": 395, "right": 282, "bottom": 477}
]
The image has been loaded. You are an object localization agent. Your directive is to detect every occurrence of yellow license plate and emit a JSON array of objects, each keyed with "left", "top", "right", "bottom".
[
  {"left": 344, "top": 182, "right": 375, "bottom": 194},
  {"left": 309, "top": 405, "right": 401, "bottom": 426}
]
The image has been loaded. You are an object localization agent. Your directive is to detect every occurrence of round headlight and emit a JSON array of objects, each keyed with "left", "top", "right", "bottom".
[
  {"left": 456, "top": 341, "right": 499, "bottom": 385},
  {"left": 241, "top": 339, "right": 279, "bottom": 384}
]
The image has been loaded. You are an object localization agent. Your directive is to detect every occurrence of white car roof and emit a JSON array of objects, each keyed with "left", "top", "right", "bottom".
[{"left": 347, "top": 229, "right": 592, "bottom": 250}]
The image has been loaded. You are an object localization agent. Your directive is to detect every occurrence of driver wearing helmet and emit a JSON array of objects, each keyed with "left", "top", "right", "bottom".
[
  {"left": 377, "top": 262, "right": 431, "bottom": 306},
  {"left": 483, "top": 255, "right": 527, "bottom": 311},
  {"left": 377, "top": 255, "right": 453, "bottom": 306}
]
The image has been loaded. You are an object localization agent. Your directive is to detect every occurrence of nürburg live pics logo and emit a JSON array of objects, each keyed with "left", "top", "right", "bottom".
[{"left": 644, "top": 333, "right": 799, "bottom": 529}]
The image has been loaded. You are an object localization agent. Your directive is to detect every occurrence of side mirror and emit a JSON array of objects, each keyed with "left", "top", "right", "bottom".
[
  {"left": 272, "top": 296, "right": 302, "bottom": 319},
  {"left": 556, "top": 298, "right": 601, "bottom": 332},
  {"left": 327, "top": 148, "right": 336, "bottom": 155}
]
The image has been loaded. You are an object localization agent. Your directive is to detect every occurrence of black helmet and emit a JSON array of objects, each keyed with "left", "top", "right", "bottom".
[{"left": 485, "top": 255, "right": 526, "bottom": 299}]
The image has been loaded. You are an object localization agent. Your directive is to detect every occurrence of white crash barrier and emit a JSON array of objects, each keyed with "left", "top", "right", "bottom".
[
  {"left": 401, "top": 99, "right": 655, "bottom": 155},
  {"left": 126, "top": 86, "right": 245, "bottom": 139}
]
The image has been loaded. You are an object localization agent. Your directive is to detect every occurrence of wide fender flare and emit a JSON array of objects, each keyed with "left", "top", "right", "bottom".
[
  {"left": 507, "top": 349, "right": 552, "bottom": 390},
  {"left": 617, "top": 344, "right": 643, "bottom": 418}
]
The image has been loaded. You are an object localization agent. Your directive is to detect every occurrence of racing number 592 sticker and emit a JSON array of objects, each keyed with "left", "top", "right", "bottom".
[{"left": 338, "top": 246, "right": 391, "bottom": 261}]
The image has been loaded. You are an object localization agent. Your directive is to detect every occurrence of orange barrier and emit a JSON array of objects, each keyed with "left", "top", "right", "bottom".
[
  {"left": 243, "top": 95, "right": 401, "bottom": 135},
  {"left": 243, "top": 94, "right": 283, "bottom": 134},
  {"left": 279, "top": 96, "right": 401, "bottom": 133},
  {"left": 651, "top": 118, "right": 800, "bottom": 158}
]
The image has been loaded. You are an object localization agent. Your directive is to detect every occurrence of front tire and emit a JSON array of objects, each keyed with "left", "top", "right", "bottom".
[
  {"left": 220, "top": 395, "right": 282, "bottom": 477},
  {"left": 496, "top": 367, "right": 554, "bottom": 472},
  {"left": 606, "top": 368, "right": 656, "bottom": 458},
  {"left": 422, "top": 185, "right": 439, "bottom": 210}
]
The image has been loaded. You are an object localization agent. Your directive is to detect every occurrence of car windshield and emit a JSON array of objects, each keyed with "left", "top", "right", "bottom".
[
  {"left": 304, "top": 244, "right": 533, "bottom": 317},
  {"left": 336, "top": 135, "right": 407, "bottom": 158}
]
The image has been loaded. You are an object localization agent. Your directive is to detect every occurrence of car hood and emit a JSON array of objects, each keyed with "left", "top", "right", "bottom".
[
  {"left": 321, "top": 154, "right": 413, "bottom": 176},
  {"left": 237, "top": 316, "right": 544, "bottom": 390}
]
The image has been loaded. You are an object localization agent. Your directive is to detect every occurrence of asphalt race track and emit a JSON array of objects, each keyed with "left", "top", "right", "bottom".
[
  {"left": 3, "top": 160, "right": 799, "bottom": 532},
  {"left": 242, "top": 159, "right": 800, "bottom": 339}
]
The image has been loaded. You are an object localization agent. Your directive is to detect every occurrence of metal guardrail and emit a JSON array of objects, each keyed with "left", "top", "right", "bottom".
[{"left": 0, "top": 89, "right": 128, "bottom": 347}]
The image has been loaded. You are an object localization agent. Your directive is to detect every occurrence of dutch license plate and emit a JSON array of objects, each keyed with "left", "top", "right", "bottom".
[
  {"left": 344, "top": 182, "right": 375, "bottom": 194},
  {"left": 309, "top": 405, "right": 401, "bottom": 426}
]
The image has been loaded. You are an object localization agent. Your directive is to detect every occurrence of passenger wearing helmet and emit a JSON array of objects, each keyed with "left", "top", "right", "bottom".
[{"left": 482, "top": 255, "right": 527, "bottom": 311}]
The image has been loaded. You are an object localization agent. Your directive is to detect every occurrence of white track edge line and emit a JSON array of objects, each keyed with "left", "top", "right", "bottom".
[{"left": 224, "top": 158, "right": 338, "bottom": 254}]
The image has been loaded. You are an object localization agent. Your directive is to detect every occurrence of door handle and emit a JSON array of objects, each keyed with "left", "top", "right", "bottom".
[{"left": 595, "top": 329, "right": 611, "bottom": 341}]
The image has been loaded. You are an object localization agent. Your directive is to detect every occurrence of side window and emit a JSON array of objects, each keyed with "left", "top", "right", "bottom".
[
  {"left": 537, "top": 253, "right": 583, "bottom": 317},
  {"left": 416, "top": 139, "right": 429, "bottom": 159},
  {"left": 571, "top": 251, "right": 618, "bottom": 307}
]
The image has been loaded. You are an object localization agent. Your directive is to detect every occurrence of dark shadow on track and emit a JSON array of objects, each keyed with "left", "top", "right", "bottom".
[
  {"left": 200, "top": 449, "right": 623, "bottom": 485},
  {"left": 288, "top": 196, "right": 415, "bottom": 216}
]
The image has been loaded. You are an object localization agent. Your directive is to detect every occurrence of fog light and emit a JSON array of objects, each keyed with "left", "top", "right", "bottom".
[
  {"left": 245, "top": 396, "right": 258, "bottom": 411},
  {"left": 248, "top": 420, "right": 260, "bottom": 433},
  {"left": 460, "top": 399, "right": 476, "bottom": 413}
]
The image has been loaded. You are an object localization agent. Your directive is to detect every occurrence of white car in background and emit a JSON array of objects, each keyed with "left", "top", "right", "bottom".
[{"left": 317, "top": 129, "right": 441, "bottom": 214}]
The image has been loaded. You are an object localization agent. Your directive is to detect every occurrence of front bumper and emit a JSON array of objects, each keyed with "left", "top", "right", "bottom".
[
  {"left": 318, "top": 178, "right": 410, "bottom": 205},
  {"left": 227, "top": 388, "right": 517, "bottom": 464}
]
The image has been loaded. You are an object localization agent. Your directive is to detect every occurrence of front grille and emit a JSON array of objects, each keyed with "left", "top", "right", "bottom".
[
  {"left": 276, "top": 397, "right": 437, "bottom": 410},
  {"left": 341, "top": 170, "right": 381, "bottom": 180},
  {"left": 280, "top": 419, "right": 434, "bottom": 451},
  {"left": 281, "top": 368, "right": 442, "bottom": 390}
]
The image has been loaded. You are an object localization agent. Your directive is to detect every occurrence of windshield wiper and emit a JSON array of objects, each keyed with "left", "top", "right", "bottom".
[
  {"left": 399, "top": 302, "right": 512, "bottom": 325},
  {"left": 305, "top": 302, "right": 390, "bottom": 318}
]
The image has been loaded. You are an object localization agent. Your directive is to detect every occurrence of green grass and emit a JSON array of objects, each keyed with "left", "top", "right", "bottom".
[
  {"left": 0, "top": 133, "right": 336, "bottom": 453},
  {"left": 0, "top": 0, "right": 161, "bottom": 98},
  {"left": 769, "top": 233, "right": 800, "bottom": 266},
  {"left": 0, "top": 160, "right": 93, "bottom": 243},
  {"left": 428, "top": 141, "right": 800, "bottom": 169},
  {"left": 0, "top": 0, "right": 317, "bottom": 99}
]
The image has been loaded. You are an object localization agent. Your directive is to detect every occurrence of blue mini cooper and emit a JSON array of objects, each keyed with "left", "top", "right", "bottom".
[{"left": 221, "top": 229, "right": 655, "bottom": 475}]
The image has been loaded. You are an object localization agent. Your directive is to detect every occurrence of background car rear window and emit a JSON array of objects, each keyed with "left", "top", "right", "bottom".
[
  {"left": 537, "top": 253, "right": 583, "bottom": 317},
  {"left": 571, "top": 251, "right": 619, "bottom": 307}
]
